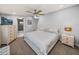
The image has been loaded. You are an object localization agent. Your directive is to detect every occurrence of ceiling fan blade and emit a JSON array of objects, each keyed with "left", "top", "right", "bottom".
[
  {"left": 36, "top": 10, "right": 42, "bottom": 14},
  {"left": 38, "top": 13, "right": 44, "bottom": 15}
]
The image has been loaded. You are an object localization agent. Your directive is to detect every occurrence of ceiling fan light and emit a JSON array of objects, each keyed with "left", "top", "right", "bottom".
[{"left": 33, "top": 15, "right": 39, "bottom": 19}]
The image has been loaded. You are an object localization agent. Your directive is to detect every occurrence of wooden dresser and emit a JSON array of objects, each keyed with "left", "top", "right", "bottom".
[
  {"left": 0, "top": 25, "right": 16, "bottom": 45},
  {"left": 0, "top": 26, "right": 2, "bottom": 46}
]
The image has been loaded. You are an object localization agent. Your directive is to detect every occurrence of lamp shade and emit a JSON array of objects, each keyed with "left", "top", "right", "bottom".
[{"left": 64, "top": 25, "right": 72, "bottom": 32}]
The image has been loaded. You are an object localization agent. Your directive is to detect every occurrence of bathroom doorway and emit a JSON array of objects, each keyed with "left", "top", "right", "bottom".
[{"left": 17, "top": 18, "right": 24, "bottom": 37}]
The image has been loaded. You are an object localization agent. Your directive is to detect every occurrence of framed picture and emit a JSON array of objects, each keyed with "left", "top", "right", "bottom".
[
  {"left": 27, "top": 20, "right": 32, "bottom": 25},
  {"left": 1, "top": 17, "right": 13, "bottom": 25}
]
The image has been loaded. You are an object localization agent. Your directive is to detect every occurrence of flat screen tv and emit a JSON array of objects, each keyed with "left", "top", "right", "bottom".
[{"left": 1, "top": 17, "right": 13, "bottom": 25}]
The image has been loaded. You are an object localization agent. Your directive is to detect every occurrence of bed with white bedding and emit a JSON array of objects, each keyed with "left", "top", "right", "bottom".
[{"left": 24, "top": 30, "right": 59, "bottom": 55}]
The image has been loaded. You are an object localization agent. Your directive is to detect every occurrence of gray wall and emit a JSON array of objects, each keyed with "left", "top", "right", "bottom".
[{"left": 38, "top": 5, "right": 79, "bottom": 47}]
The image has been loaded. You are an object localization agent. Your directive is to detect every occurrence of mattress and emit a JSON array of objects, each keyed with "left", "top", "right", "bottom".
[{"left": 24, "top": 31, "right": 59, "bottom": 55}]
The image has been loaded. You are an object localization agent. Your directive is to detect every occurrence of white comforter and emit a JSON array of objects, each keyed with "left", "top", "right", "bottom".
[{"left": 24, "top": 31, "right": 59, "bottom": 55}]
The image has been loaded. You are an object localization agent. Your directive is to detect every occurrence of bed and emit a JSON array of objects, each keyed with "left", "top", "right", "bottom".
[{"left": 24, "top": 28, "right": 59, "bottom": 55}]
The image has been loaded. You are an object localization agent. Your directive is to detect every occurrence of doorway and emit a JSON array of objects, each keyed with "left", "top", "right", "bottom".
[{"left": 17, "top": 18, "right": 24, "bottom": 37}]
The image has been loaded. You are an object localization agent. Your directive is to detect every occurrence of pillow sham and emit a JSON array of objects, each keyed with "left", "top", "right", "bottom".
[
  {"left": 45, "top": 28, "right": 59, "bottom": 33},
  {"left": 37, "top": 27, "right": 59, "bottom": 33},
  {"left": 37, "top": 27, "right": 49, "bottom": 31}
]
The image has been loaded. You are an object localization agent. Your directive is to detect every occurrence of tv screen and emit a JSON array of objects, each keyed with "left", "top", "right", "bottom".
[{"left": 1, "top": 17, "right": 13, "bottom": 25}]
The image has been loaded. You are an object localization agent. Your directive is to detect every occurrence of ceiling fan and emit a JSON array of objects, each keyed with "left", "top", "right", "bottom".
[{"left": 25, "top": 9, "right": 44, "bottom": 17}]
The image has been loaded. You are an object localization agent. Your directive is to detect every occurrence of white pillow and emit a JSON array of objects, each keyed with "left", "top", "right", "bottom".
[
  {"left": 37, "top": 27, "right": 48, "bottom": 31},
  {"left": 37, "top": 27, "right": 59, "bottom": 34},
  {"left": 46, "top": 28, "right": 58, "bottom": 33}
]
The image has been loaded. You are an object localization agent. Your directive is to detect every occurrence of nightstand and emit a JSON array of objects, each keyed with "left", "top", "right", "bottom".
[{"left": 60, "top": 33, "right": 74, "bottom": 48}]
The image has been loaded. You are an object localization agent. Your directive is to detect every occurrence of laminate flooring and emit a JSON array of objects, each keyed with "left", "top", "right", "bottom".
[{"left": 10, "top": 37, "right": 79, "bottom": 55}]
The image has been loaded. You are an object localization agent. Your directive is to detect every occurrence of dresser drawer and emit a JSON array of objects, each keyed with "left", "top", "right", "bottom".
[{"left": 62, "top": 36, "right": 68, "bottom": 43}]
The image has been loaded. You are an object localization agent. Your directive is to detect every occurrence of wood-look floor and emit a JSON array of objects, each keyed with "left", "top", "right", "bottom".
[{"left": 10, "top": 37, "right": 79, "bottom": 55}]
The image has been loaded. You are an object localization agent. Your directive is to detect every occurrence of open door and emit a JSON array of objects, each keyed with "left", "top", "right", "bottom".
[{"left": 17, "top": 18, "right": 24, "bottom": 32}]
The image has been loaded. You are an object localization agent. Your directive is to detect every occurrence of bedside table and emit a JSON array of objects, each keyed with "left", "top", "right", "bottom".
[{"left": 60, "top": 33, "right": 74, "bottom": 48}]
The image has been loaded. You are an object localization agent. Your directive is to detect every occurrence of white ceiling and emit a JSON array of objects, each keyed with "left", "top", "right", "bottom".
[{"left": 0, "top": 4, "right": 76, "bottom": 16}]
